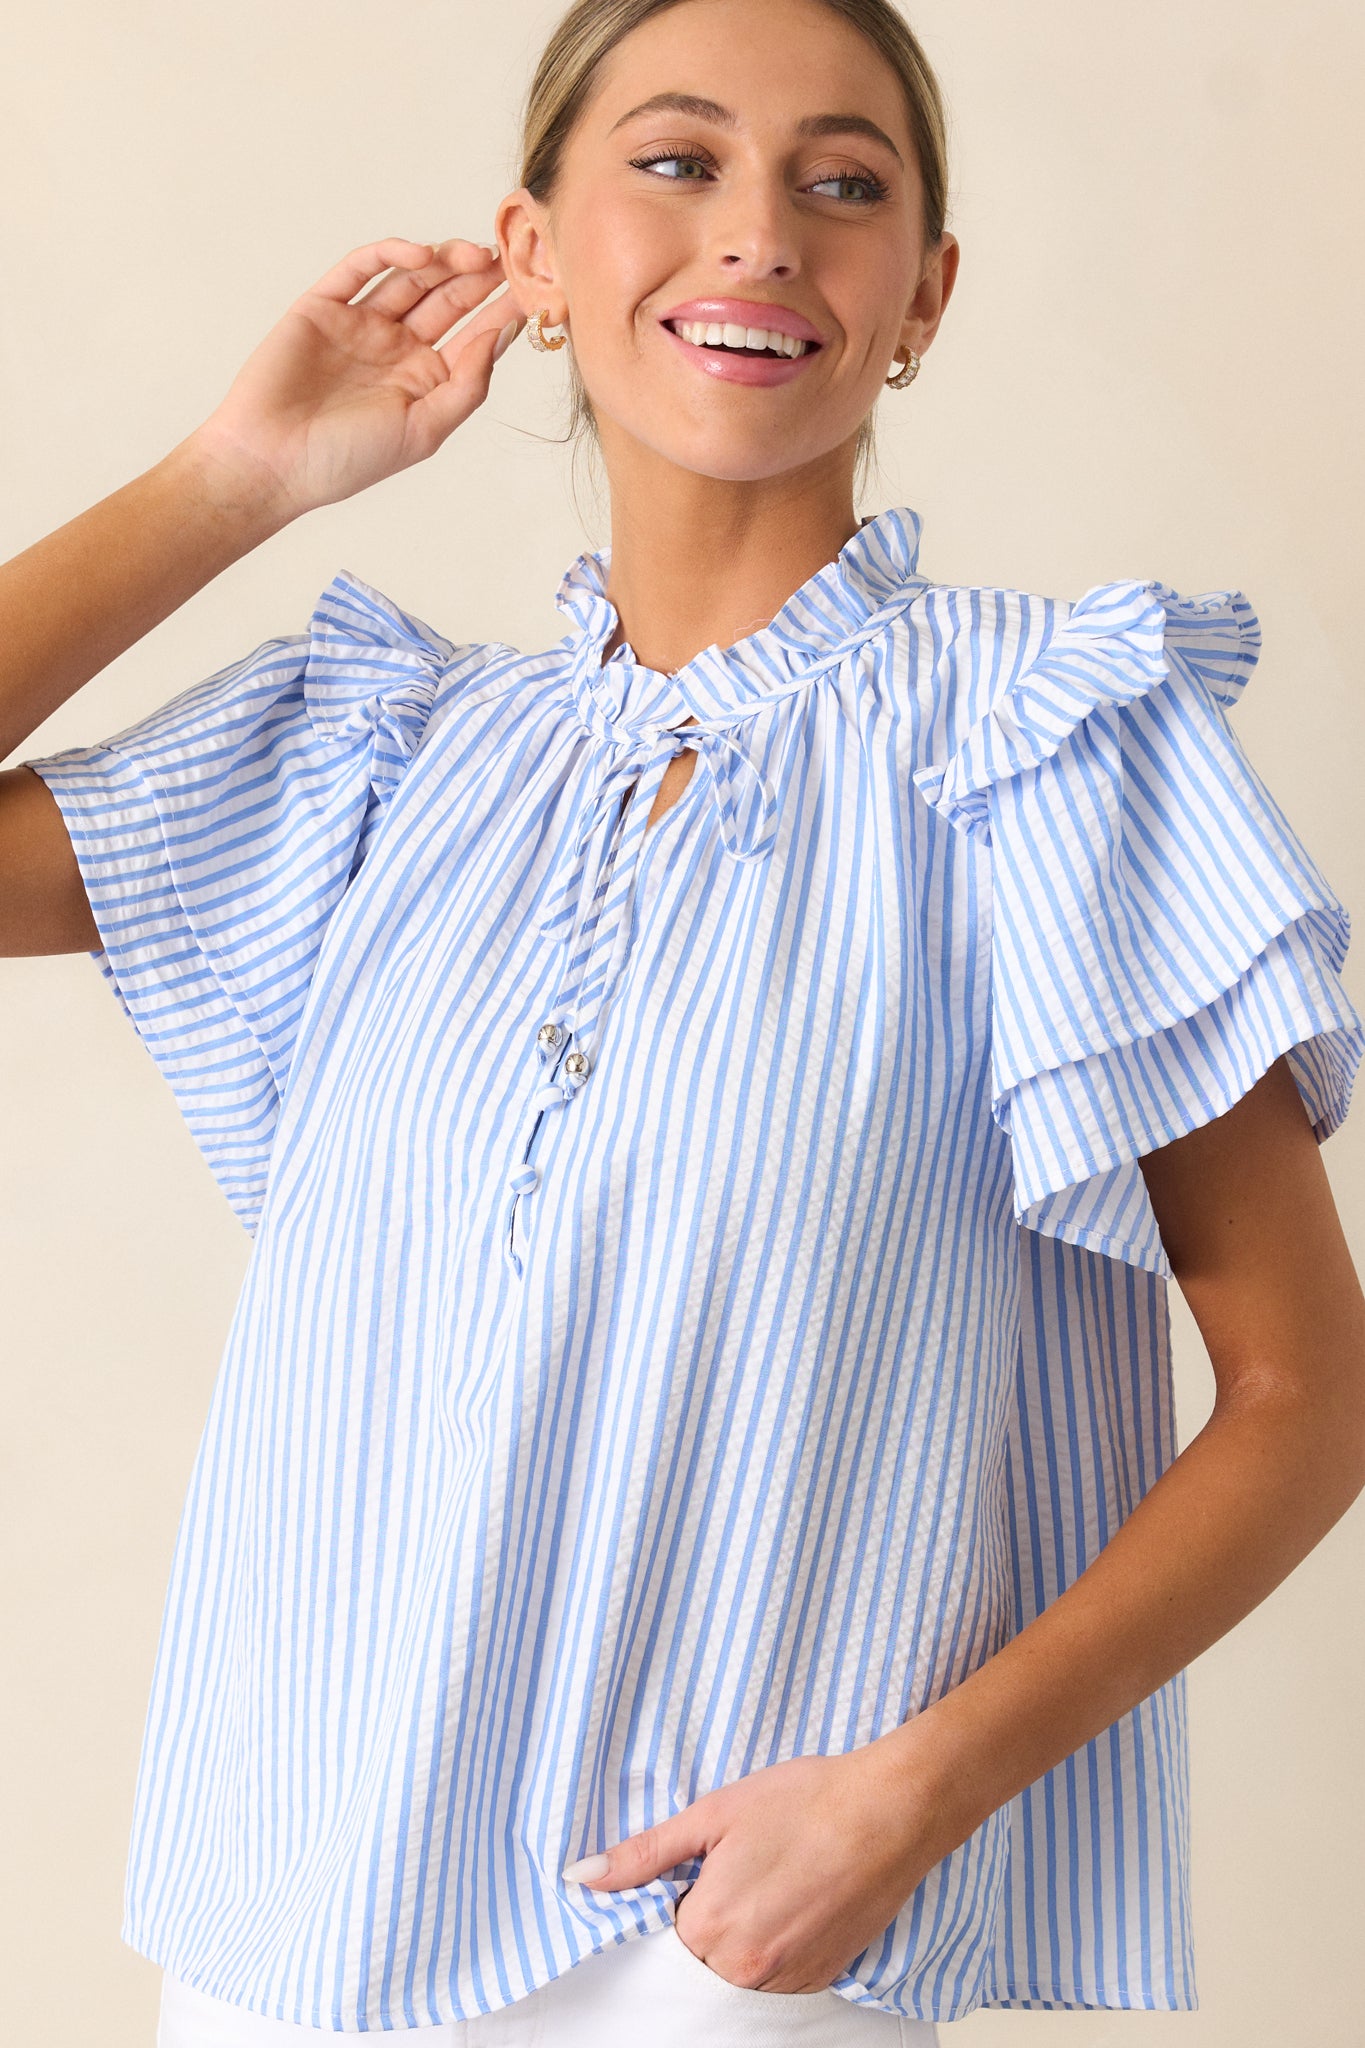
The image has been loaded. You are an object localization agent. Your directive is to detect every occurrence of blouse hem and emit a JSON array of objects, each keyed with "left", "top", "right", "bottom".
[{"left": 126, "top": 1918, "right": 1197, "bottom": 2029}]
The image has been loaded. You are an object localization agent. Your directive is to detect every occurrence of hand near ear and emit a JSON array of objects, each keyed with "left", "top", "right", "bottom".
[{"left": 190, "top": 235, "right": 526, "bottom": 522}]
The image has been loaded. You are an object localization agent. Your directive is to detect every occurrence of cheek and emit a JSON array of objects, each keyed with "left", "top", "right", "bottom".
[
  {"left": 567, "top": 197, "right": 692, "bottom": 335},
  {"left": 828, "top": 252, "right": 909, "bottom": 345}
]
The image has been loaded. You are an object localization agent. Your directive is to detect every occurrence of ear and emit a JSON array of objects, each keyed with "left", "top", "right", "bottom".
[
  {"left": 495, "top": 188, "right": 567, "bottom": 325},
  {"left": 897, "top": 231, "right": 960, "bottom": 361}
]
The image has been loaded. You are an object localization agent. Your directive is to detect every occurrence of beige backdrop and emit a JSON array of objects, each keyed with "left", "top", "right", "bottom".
[{"left": 2, "top": 2, "right": 1362, "bottom": 2042}]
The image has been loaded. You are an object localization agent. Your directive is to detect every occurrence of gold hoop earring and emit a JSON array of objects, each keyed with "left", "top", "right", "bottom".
[
  {"left": 885, "top": 350, "right": 922, "bottom": 390},
  {"left": 526, "top": 309, "right": 567, "bottom": 353}
]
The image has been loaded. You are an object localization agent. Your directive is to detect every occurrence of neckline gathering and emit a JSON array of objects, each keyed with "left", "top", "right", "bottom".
[{"left": 551, "top": 503, "right": 928, "bottom": 740}]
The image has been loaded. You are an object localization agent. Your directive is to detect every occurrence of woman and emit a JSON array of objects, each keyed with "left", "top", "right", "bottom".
[{"left": 2, "top": 0, "right": 1363, "bottom": 2042}]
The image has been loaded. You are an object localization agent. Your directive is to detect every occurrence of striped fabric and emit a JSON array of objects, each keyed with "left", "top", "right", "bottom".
[{"left": 26, "top": 506, "right": 1361, "bottom": 2029}]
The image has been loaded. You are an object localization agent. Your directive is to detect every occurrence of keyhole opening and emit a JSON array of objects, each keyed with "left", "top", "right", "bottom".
[{"left": 619, "top": 719, "right": 700, "bottom": 836}]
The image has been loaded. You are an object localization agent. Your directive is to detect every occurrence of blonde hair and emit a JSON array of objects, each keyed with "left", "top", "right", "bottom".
[{"left": 515, "top": 0, "right": 951, "bottom": 508}]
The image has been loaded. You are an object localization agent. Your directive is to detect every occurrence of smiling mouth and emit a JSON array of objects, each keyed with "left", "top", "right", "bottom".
[{"left": 662, "top": 317, "right": 821, "bottom": 360}]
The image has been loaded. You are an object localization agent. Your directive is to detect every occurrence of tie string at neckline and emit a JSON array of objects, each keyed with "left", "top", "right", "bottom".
[
  {"left": 538, "top": 506, "right": 934, "bottom": 1007},
  {"left": 534, "top": 718, "right": 778, "bottom": 949}
]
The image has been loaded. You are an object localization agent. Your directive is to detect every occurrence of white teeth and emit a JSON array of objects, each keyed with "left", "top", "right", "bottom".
[{"left": 671, "top": 318, "right": 810, "bottom": 358}]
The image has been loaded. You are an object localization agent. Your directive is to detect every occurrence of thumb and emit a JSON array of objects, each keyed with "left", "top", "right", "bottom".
[
  {"left": 407, "top": 314, "right": 524, "bottom": 450},
  {"left": 562, "top": 1811, "right": 709, "bottom": 1892}
]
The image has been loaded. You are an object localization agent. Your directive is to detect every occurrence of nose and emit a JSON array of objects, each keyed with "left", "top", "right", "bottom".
[{"left": 708, "top": 172, "right": 800, "bottom": 280}]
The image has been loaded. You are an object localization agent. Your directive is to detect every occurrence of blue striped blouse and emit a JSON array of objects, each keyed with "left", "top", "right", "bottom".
[{"left": 26, "top": 505, "right": 1362, "bottom": 2029}]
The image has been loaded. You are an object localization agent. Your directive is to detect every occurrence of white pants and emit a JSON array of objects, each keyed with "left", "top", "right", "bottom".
[{"left": 157, "top": 1923, "right": 941, "bottom": 2047}]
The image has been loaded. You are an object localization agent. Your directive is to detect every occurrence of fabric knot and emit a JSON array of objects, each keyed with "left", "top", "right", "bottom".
[{"left": 536, "top": 718, "right": 776, "bottom": 946}]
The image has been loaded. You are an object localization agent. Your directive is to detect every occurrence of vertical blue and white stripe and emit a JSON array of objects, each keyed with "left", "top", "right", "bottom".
[{"left": 26, "top": 506, "right": 1361, "bottom": 2029}]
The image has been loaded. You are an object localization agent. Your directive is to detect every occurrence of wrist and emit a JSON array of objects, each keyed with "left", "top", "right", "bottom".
[
  {"left": 872, "top": 1689, "right": 1004, "bottom": 1866},
  {"left": 164, "top": 424, "right": 301, "bottom": 548}
]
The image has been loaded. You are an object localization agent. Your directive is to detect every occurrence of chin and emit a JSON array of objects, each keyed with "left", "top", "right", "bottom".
[
  {"left": 672, "top": 450, "right": 813, "bottom": 483},
  {"left": 637, "top": 420, "right": 837, "bottom": 484}
]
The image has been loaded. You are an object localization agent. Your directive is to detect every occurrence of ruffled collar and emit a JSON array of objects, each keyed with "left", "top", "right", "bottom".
[{"left": 552, "top": 504, "right": 927, "bottom": 738}]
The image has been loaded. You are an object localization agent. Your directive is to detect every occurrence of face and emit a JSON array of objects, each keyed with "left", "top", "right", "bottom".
[{"left": 497, "top": 0, "right": 959, "bottom": 485}]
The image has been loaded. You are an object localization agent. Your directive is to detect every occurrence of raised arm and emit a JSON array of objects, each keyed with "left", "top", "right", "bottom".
[
  {"left": 0, "top": 442, "right": 289, "bottom": 952},
  {"left": 0, "top": 234, "right": 525, "bottom": 955}
]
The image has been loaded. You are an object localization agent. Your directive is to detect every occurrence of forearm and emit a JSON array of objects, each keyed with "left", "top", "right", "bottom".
[
  {"left": 888, "top": 1377, "right": 1365, "bottom": 1864},
  {"left": 0, "top": 430, "right": 292, "bottom": 761}
]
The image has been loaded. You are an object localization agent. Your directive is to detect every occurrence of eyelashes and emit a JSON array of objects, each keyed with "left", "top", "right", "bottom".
[{"left": 626, "top": 147, "right": 891, "bottom": 207}]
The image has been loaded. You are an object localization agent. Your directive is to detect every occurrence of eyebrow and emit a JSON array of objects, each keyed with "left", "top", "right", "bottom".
[{"left": 606, "top": 92, "right": 905, "bottom": 169}]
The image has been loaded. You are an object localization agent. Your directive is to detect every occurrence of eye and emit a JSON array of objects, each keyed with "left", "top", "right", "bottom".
[
  {"left": 808, "top": 167, "right": 891, "bottom": 206},
  {"left": 628, "top": 147, "right": 715, "bottom": 181}
]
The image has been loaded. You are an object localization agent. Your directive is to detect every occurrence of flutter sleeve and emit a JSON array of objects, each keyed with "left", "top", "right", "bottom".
[
  {"left": 913, "top": 577, "right": 1364, "bottom": 1274},
  {"left": 25, "top": 570, "right": 483, "bottom": 1233}
]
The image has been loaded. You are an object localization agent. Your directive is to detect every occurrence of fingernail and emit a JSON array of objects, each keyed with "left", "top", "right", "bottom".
[
  {"left": 482, "top": 243, "right": 500, "bottom": 261},
  {"left": 562, "top": 1853, "right": 611, "bottom": 1884},
  {"left": 492, "top": 319, "right": 519, "bottom": 361}
]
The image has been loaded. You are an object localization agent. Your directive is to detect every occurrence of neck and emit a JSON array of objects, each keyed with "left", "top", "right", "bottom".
[{"left": 596, "top": 446, "right": 864, "bottom": 674}]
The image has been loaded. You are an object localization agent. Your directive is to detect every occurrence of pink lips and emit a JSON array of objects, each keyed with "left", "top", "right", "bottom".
[
  {"left": 658, "top": 300, "right": 824, "bottom": 388},
  {"left": 658, "top": 297, "right": 825, "bottom": 343},
  {"left": 660, "top": 322, "right": 817, "bottom": 385}
]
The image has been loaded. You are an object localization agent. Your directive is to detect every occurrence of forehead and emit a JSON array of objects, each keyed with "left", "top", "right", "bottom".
[{"left": 579, "top": 0, "right": 913, "bottom": 148}]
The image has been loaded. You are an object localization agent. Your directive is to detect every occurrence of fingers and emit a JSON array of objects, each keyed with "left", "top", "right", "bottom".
[
  {"left": 357, "top": 237, "right": 502, "bottom": 322},
  {"left": 308, "top": 238, "right": 441, "bottom": 305},
  {"left": 400, "top": 258, "right": 511, "bottom": 345},
  {"left": 404, "top": 310, "right": 527, "bottom": 449},
  {"left": 306, "top": 236, "right": 500, "bottom": 315},
  {"left": 432, "top": 299, "right": 526, "bottom": 378}
]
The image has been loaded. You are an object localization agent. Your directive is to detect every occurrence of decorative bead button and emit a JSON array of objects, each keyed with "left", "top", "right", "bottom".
[
  {"left": 507, "top": 1165, "right": 539, "bottom": 1194},
  {"left": 563, "top": 1051, "right": 591, "bottom": 1085},
  {"left": 536, "top": 1021, "right": 563, "bottom": 1049}
]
